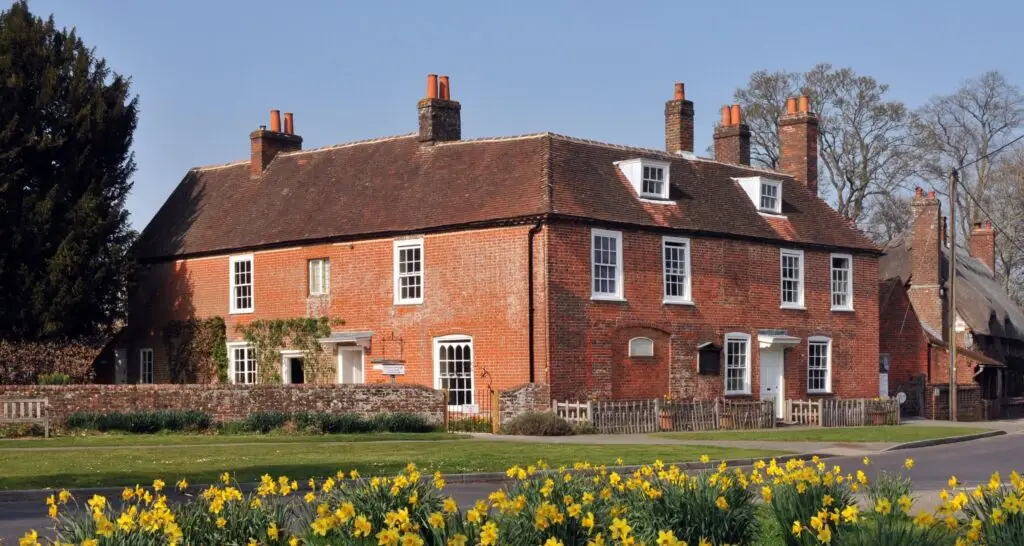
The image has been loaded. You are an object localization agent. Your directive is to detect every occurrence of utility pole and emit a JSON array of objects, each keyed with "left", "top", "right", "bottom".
[{"left": 948, "top": 168, "right": 958, "bottom": 422}]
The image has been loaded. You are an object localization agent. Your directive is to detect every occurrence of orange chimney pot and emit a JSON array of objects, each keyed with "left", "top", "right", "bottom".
[
  {"left": 798, "top": 95, "right": 810, "bottom": 113},
  {"left": 928, "top": 190, "right": 936, "bottom": 199},
  {"left": 269, "top": 109, "right": 281, "bottom": 133},
  {"left": 674, "top": 82, "right": 684, "bottom": 101},
  {"left": 426, "top": 74, "right": 438, "bottom": 99},
  {"left": 720, "top": 106, "right": 731, "bottom": 126},
  {"left": 283, "top": 112, "right": 294, "bottom": 135},
  {"left": 915, "top": 187, "right": 924, "bottom": 198},
  {"left": 730, "top": 104, "right": 742, "bottom": 126},
  {"left": 439, "top": 75, "right": 450, "bottom": 100},
  {"left": 786, "top": 97, "right": 797, "bottom": 115}
]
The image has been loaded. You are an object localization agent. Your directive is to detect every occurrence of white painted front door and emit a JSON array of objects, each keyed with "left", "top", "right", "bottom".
[
  {"left": 339, "top": 348, "right": 364, "bottom": 384},
  {"left": 879, "top": 373, "right": 889, "bottom": 399},
  {"left": 759, "top": 349, "right": 785, "bottom": 419}
]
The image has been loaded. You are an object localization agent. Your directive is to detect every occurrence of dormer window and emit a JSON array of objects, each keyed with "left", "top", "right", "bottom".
[
  {"left": 616, "top": 158, "right": 671, "bottom": 201},
  {"left": 735, "top": 176, "right": 783, "bottom": 215},
  {"left": 760, "top": 181, "right": 780, "bottom": 213}
]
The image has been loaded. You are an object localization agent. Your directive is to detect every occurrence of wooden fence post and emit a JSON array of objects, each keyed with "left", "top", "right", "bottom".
[{"left": 491, "top": 390, "right": 501, "bottom": 433}]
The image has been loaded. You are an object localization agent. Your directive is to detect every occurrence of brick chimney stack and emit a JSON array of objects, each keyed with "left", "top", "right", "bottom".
[
  {"left": 418, "top": 74, "right": 461, "bottom": 143},
  {"left": 713, "top": 104, "right": 750, "bottom": 165},
  {"left": 909, "top": 187, "right": 947, "bottom": 336},
  {"left": 665, "top": 82, "right": 695, "bottom": 154},
  {"left": 779, "top": 96, "right": 819, "bottom": 195},
  {"left": 970, "top": 220, "right": 996, "bottom": 272},
  {"left": 250, "top": 109, "right": 302, "bottom": 177}
]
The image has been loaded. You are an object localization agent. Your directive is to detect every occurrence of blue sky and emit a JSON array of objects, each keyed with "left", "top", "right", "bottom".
[{"left": 30, "top": 0, "right": 1022, "bottom": 229}]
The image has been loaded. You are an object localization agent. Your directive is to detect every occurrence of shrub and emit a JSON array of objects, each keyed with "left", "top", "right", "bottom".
[
  {"left": 242, "top": 411, "right": 289, "bottom": 433},
  {"left": 500, "top": 411, "right": 574, "bottom": 436},
  {"left": 0, "top": 339, "right": 99, "bottom": 384},
  {"left": 64, "top": 410, "right": 213, "bottom": 433},
  {"left": 37, "top": 372, "right": 71, "bottom": 385},
  {"left": 370, "top": 412, "right": 436, "bottom": 433}
]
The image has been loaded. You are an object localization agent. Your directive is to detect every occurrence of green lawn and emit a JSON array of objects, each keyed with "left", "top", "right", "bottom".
[
  {"left": 651, "top": 425, "right": 991, "bottom": 443},
  {"left": 0, "top": 439, "right": 785, "bottom": 490},
  {"left": 0, "top": 431, "right": 461, "bottom": 449}
]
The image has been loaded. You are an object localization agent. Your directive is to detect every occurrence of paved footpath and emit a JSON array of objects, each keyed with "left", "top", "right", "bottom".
[{"left": 3, "top": 429, "right": 1021, "bottom": 543}]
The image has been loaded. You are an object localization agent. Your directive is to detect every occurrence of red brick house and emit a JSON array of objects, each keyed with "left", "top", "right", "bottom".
[
  {"left": 879, "top": 188, "right": 1023, "bottom": 418},
  {"left": 110, "top": 76, "right": 881, "bottom": 417}
]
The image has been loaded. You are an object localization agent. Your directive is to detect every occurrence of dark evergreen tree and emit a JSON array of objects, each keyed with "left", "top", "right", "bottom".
[{"left": 0, "top": 1, "right": 137, "bottom": 340}]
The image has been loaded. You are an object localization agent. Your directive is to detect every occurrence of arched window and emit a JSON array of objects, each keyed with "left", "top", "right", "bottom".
[
  {"left": 433, "top": 335, "right": 474, "bottom": 408},
  {"left": 629, "top": 337, "right": 655, "bottom": 358}
]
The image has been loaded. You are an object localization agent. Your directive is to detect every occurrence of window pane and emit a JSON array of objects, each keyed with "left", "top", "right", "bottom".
[
  {"left": 808, "top": 341, "right": 829, "bottom": 392},
  {"left": 396, "top": 244, "right": 423, "bottom": 302},
  {"left": 438, "top": 340, "right": 473, "bottom": 406},
  {"left": 663, "top": 241, "right": 687, "bottom": 299},
  {"left": 831, "top": 257, "right": 850, "bottom": 308},
  {"left": 593, "top": 234, "right": 619, "bottom": 296},
  {"left": 781, "top": 253, "right": 802, "bottom": 304}
]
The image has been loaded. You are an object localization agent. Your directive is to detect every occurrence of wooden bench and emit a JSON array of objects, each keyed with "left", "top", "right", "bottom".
[{"left": 0, "top": 398, "right": 50, "bottom": 438}]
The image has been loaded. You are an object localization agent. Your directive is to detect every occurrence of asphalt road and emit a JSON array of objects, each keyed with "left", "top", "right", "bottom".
[{"left": 1, "top": 432, "right": 1020, "bottom": 543}]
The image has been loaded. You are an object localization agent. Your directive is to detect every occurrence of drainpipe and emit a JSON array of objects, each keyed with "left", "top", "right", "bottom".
[{"left": 527, "top": 220, "right": 543, "bottom": 383}]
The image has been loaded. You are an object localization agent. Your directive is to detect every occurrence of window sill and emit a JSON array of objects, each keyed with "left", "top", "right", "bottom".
[
  {"left": 229, "top": 308, "right": 255, "bottom": 315},
  {"left": 808, "top": 391, "right": 834, "bottom": 397},
  {"left": 394, "top": 300, "right": 424, "bottom": 306},
  {"left": 831, "top": 307, "right": 855, "bottom": 313},
  {"left": 591, "top": 295, "right": 627, "bottom": 302},
  {"left": 780, "top": 304, "right": 806, "bottom": 311},
  {"left": 663, "top": 299, "right": 695, "bottom": 306},
  {"left": 639, "top": 196, "right": 675, "bottom": 204},
  {"left": 724, "top": 392, "right": 753, "bottom": 398},
  {"left": 758, "top": 210, "right": 786, "bottom": 218}
]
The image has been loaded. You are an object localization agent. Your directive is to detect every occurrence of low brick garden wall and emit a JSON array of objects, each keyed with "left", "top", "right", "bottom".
[
  {"left": 0, "top": 384, "right": 446, "bottom": 424},
  {"left": 499, "top": 383, "right": 551, "bottom": 424}
]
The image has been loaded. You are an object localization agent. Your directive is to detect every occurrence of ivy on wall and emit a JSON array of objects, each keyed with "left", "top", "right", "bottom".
[
  {"left": 161, "top": 317, "right": 227, "bottom": 383},
  {"left": 236, "top": 317, "right": 344, "bottom": 384}
]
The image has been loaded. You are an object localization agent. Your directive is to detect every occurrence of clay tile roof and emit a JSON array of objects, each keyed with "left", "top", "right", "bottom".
[{"left": 134, "top": 132, "right": 879, "bottom": 261}]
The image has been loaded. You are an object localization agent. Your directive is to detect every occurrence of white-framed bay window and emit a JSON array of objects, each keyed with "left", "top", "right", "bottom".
[
  {"left": 139, "top": 348, "right": 154, "bottom": 384},
  {"left": 830, "top": 253, "right": 853, "bottom": 311},
  {"left": 592, "top": 228, "right": 624, "bottom": 300},
  {"left": 724, "top": 332, "right": 751, "bottom": 395},
  {"left": 662, "top": 236, "right": 692, "bottom": 304},
  {"left": 394, "top": 239, "right": 424, "bottom": 305},
  {"left": 229, "top": 343, "right": 258, "bottom": 384},
  {"left": 433, "top": 335, "right": 474, "bottom": 409},
  {"left": 780, "top": 249, "right": 804, "bottom": 309},
  {"left": 807, "top": 336, "right": 832, "bottom": 394},
  {"left": 229, "top": 254, "right": 254, "bottom": 314}
]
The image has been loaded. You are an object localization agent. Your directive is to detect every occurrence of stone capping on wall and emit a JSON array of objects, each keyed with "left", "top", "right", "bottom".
[
  {"left": 0, "top": 383, "right": 446, "bottom": 424},
  {"left": 498, "top": 383, "right": 551, "bottom": 424}
]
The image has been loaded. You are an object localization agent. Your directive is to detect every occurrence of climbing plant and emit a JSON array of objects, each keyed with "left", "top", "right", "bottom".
[
  {"left": 236, "top": 317, "right": 344, "bottom": 384},
  {"left": 161, "top": 317, "right": 227, "bottom": 383}
]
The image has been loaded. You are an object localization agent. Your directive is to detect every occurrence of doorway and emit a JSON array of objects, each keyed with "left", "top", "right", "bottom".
[
  {"left": 759, "top": 348, "right": 785, "bottom": 419},
  {"left": 338, "top": 347, "right": 364, "bottom": 384},
  {"left": 289, "top": 357, "right": 305, "bottom": 384}
]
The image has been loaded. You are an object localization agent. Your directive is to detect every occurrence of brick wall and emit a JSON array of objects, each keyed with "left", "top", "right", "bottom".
[
  {"left": 120, "top": 225, "right": 546, "bottom": 405},
  {"left": 880, "top": 280, "right": 930, "bottom": 388},
  {"left": 922, "top": 384, "right": 982, "bottom": 421},
  {"left": 545, "top": 222, "right": 880, "bottom": 402},
  {"left": 498, "top": 383, "right": 551, "bottom": 423},
  {"left": 0, "top": 384, "right": 445, "bottom": 424}
]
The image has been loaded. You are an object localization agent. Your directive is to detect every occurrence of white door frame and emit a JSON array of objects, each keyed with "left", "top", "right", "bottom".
[
  {"left": 337, "top": 346, "right": 365, "bottom": 384},
  {"left": 114, "top": 349, "right": 127, "bottom": 384},
  {"left": 280, "top": 350, "right": 304, "bottom": 384},
  {"left": 759, "top": 348, "right": 785, "bottom": 419}
]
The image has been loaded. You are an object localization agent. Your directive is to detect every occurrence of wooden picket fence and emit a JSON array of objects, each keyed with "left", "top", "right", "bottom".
[
  {"left": 553, "top": 398, "right": 774, "bottom": 434},
  {"left": 785, "top": 398, "right": 900, "bottom": 427}
]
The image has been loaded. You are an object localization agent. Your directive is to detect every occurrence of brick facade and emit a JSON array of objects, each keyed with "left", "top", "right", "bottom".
[
  {"left": 544, "top": 222, "right": 880, "bottom": 402},
  {"left": 0, "top": 384, "right": 445, "bottom": 424}
]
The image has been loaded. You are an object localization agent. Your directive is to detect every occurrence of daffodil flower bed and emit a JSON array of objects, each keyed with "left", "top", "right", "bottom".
[{"left": 19, "top": 456, "right": 1024, "bottom": 546}]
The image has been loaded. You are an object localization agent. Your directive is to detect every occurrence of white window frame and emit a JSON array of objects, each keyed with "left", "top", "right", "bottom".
[
  {"left": 228, "top": 342, "right": 258, "bottom": 385},
  {"left": 393, "top": 239, "right": 424, "bottom": 305},
  {"left": 780, "top": 249, "right": 805, "bottom": 309},
  {"left": 641, "top": 164, "right": 668, "bottom": 199},
  {"left": 628, "top": 337, "right": 655, "bottom": 357},
  {"left": 433, "top": 335, "right": 475, "bottom": 410},
  {"left": 759, "top": 180, "right": 782, "bottom": 214},
  {"left": 724, "top": 333, "right": 751, "bottom": 395},
  {"left": 591, "top": 228, "right": 624, "bottom": 301},
  {"left": 830, "top": 253, "right": 854, "bottom": 311},
  {"left": 662, "top": 236, "right": 692, "bottom": 304},
  {"left": 139, "top": 348, "right": 154, "bottom": 384},
  {"left": 807, "top": 336, "right": 832, "bottom": 394},
  {"left": 308, "top": 258, "right": 330, "bottom": 296},
  {"left": 229, "top": 254, "right": 255, "bottom": 314}
]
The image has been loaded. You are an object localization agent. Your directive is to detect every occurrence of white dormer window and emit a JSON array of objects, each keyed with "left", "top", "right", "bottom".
[
  {"left": 616, "top": 158, "right": 671, "bottom": 200},
  {"left": 760, "top": 181, "right": 780, "bottom": 213},
  {"left": 735, "top": 176, "right": 783, "bottom": 215}
]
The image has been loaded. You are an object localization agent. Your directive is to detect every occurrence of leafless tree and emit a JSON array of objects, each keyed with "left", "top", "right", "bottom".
[
  {"left": 985, "top": 148, "right": 1024, "bottom": 304},
  {"left": 912, "top": 71, "right": 1024, "bottom": 238},
  {"left": 863, "top": 194, "right": 913, "bottom": 245},
  {"left": 734, "top": 64, "right": 915, "bottom": 224}
]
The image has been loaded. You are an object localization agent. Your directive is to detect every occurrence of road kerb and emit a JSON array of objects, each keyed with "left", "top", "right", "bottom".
[{"left": 884, "top": 430, "right": 1006, "bottom": 451}]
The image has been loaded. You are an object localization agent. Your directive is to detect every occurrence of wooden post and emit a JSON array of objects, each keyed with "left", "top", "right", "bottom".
[
  {"left": 442, "top": 389, "right": 450, "bottom": 432},
  {"left": 491, "top": 390, "right": 500, "bottom": 434}
]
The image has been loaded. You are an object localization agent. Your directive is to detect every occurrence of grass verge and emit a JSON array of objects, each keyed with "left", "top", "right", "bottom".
[
  {"left": 651, "top": 425, "right": 991, "bottom": 443},
  {"left": 0, "top": 440, "right": 785, "bottom": 490},
  {"left": 0, "top": 431, "right": 460, "bottom": 449}
]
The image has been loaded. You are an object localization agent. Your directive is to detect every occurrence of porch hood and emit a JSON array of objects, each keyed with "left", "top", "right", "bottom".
[
  {"left": 319, "top": 330, "right": 373, "bottom": 349},
  {"left": 758, "top": 334, "right": 801, "bottom": 349}
]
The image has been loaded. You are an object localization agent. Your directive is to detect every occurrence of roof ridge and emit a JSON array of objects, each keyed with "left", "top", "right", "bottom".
[
  {"left": 433, "top": 132, "right": 551, "bottom": 145},
  {"left": 280, "top": 133, "right": 417, "bottom": 156}
]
